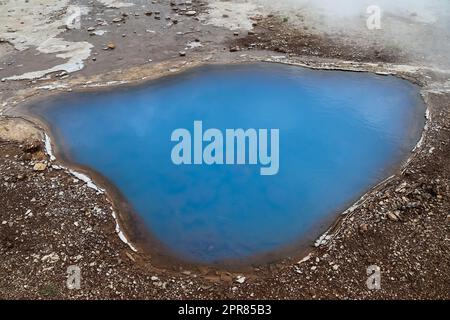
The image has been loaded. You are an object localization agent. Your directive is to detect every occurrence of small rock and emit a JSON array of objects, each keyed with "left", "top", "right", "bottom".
[
  {"left": 387, "top": 212, "right": 399, "bottom": 221},
  {"left": 236, "top": 276, "right": 246, "bottom": 284},
  {"left": 298, "top": 253, "right": 312, "bottom": 264},
  {"left": 107, "top": 43, "right": 116, "bottom": 50},
  {"left": 179, "top": 51, "right": 186, "bottom": 57},
  {"left": 359, "top": 223, "right": 368, "bottom": 232},
  {"left": 125, "top": 252, "right": 135, "bottom": 262},
  {"left": 185, "top": 10, "right": 197, "bottom": 16},
  {"left": 33, "top": 162, "right": 47, "bottom": 171}
]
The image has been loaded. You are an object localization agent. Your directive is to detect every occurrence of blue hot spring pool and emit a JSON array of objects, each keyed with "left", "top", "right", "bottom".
[{"left": 29, "top": 63, "right": 425, "bottom": 264}]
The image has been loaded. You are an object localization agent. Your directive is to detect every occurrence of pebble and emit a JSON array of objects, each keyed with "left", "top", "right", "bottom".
[
  {"left": 33, "top": 162, "right": 47, "bottom": 171},
  {"left": 359, "top": 223, "right": 369, "bottom": 232},
  {"left": 387, "top": 211, "right": 400, "bottom": 221},
  {"left": 236, "top": 276, "right": 246, "bottom": 284}
]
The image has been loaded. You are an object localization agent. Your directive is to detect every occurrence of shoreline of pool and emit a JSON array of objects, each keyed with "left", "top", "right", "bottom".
[{"left": 1, "top": 54, "right": 436, "bottom": 270}]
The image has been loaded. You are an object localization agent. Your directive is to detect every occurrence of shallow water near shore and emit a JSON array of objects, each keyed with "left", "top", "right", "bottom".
[{"left": 29, "top": 63, "right": 425, "bottom": 264}]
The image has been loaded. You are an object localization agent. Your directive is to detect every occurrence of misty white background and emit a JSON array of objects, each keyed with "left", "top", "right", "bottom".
[{"left": 250, "top": 0, "right": 450, "bottom": 69}]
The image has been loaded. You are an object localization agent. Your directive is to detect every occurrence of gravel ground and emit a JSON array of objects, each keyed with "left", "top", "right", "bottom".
[
  {"left": 0, "top": 0, "right": 449, "bottom": 300},
  {"left": 0, "top": 92, "right": 448, "bottom": 299}
]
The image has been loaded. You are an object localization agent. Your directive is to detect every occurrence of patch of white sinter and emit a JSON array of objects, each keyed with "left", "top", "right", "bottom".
[{"left": 0, "top": 0, "right": 93, "bottom": 81}]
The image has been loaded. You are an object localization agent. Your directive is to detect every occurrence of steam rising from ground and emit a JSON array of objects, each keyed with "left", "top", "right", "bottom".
[
  {"left": 218, "top": 0, "right": 450, "bottom": 69},
  {"left": 256, "top": 0, "right": 448, "bottom": 21}
]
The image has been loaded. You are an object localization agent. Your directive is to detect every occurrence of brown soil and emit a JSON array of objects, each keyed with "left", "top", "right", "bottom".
[
  {"left": 232, "top": 16, "right": 407, "bottom": 63},
  {"left": 0, "top": 1, "right": 449, "bottom": 300},
  {"left": 0, "top": 91, "right": 448, "bottom": 299}
]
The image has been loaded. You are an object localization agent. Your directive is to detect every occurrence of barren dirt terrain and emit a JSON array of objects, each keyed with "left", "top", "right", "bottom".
[{"left": 0, "top": 0, "right": 449, "bottom": 299}]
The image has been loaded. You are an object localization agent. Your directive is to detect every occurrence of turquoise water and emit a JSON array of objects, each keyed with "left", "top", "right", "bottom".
[{"left": 30, "top": 63, "right": 424, "bottom": 263}]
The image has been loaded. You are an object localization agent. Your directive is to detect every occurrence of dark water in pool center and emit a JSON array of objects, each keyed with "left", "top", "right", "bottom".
[{"left": 31, "top": 64, "right": 425, "bottom": 263}]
